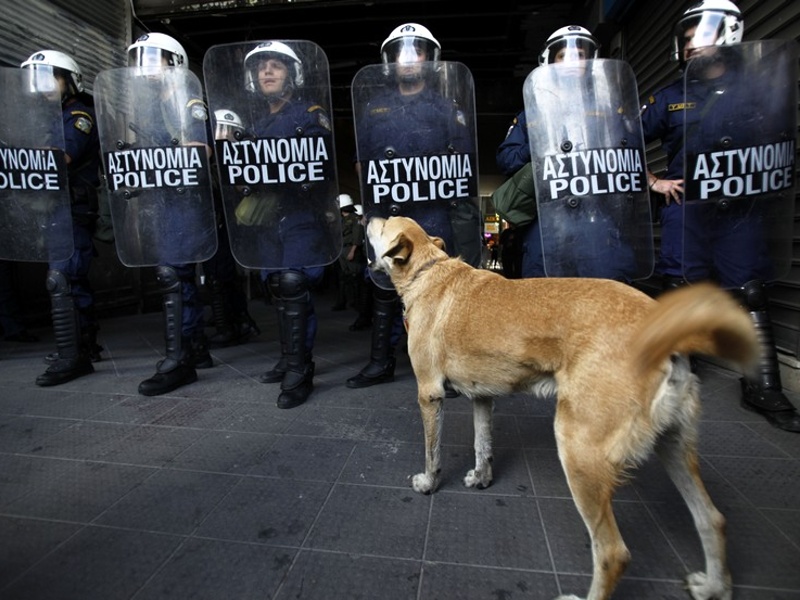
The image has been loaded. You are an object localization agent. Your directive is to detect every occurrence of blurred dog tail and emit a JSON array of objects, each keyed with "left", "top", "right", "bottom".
[{"left": 632, "top": 282, "right": 759, "bottom": 376}]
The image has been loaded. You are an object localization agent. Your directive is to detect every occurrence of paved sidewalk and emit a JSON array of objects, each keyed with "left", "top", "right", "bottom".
[{"left": 1, "top": 290, "right": 799, "bottom": 599}]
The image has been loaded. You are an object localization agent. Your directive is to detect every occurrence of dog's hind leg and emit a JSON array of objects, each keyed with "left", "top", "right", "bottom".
[
  {"left": 464, "top": 396, "right": 494, "bottom": 489},
  {"left": 556, "top": 437, "right": 631, "bottom": 600},
  {"left": 412, "top": 393, "right": 443, "bottom": 494},
  {"left": 655, "top": 428, "right": 732, "bottom": 600}
]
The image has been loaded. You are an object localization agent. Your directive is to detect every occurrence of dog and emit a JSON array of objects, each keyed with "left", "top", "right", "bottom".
[{"left": 366, "top": 215, "right": 759, "bottom": 600}]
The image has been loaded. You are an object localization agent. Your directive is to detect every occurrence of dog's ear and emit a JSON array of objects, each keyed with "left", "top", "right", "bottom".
[
  {"left": 431, "top": 236, "right": 446, "bottom": 252},
  {"left": 383, "top": 232, "right": 413, "bottom": 265}
]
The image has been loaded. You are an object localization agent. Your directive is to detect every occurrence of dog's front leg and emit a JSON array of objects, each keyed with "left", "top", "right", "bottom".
[
  {"left": 464, "top": 396, "right": 493, "bottom": 489},
  {"left": 412, "top": 394, "right": 443, "bottom": 494}
]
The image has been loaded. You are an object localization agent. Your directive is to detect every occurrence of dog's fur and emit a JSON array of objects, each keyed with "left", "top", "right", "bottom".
[{"left": 367, "top": 215, "right": 759, "bottom": 600}]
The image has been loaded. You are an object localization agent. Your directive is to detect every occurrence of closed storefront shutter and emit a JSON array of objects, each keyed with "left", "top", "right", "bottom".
[{"left": 0, "top": 0, "right": 130, "bottom": 85}]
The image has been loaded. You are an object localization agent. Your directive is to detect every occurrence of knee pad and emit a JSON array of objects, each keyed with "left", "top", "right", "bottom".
[
  {"left": 737, "top": 279, "right": 767, "bottom": 311},
  {"left": 155, "top": 265, "right": 180, "bottom": 294},
  {"left": 278, "top": 270, "right": 309, "bottom": 300},
  {"left": 45, "top": 269, "right": 70, "bottom": 295}
]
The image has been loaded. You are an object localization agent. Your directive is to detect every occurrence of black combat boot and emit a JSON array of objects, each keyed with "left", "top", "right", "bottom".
[
  {"left": 138, "top": 267, "right": 197, "bottom": 396},
  {"left": 36, "top": 270, "right": 94, "bottom": 387},
  {"left": 277, "top": 290, "right": 314, "bottom": 409},
  {"left": 207, "top": 279, "right": 260, "bottom": 348},
  {"left": 44, "top": 309, "right": 103, "bottom": 364},
  {"left": 188, "top": 331, "right": 213, "bottom": 369},
  {"left": 346, "top": 291, "right": 399, "bottom": 388},
  {"left": 81, "top": 321, "right": 104, "bottom": 363},
  {"left": 348, "top": 277, "right": 372, "bottom": 331},
  {"left": 737, "top": 281, "right": 800, "bottom": 432},
  {"left": 260, "top": 275, "right": 288, "bottom": 383},
  {"left": 207, "top": 279, "right": 237, "bottom": 347}
]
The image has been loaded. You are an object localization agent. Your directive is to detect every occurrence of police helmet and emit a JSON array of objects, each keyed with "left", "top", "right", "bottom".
[
  {"left": 213, "top": 109, "right": 245, "bottom": 141},
  {"left": 21, "top": 50, "right": 84, "bottom": 97},
  {"left": 244, "top": 41, "right": 304, "bottom": 93},
  {"left": 539, "top": 26, "right": 599, "bottom": 65},
  {"left": 337, "top": 193, "right": 355, "bottom": 211},
  {"left": 381, "top": 23, "right": 441, "bottom": 67},
  {"left": 127, "top": 32, "right": 187, "bottom": 68},
  {"left": 671, "top": 0, "right": 743, "bottom": 64},
  {"left": 354, "top": 204, "right": 363, "bottom": 217}
]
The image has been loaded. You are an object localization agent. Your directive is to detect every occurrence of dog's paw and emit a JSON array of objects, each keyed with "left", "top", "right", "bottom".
[
  {"left": 685, "top": 571, "right": 732, "bottom": 600},
  {"left": 553, "top": 595, "right": 584, "bottom": 600},
  {"left": 464, "top": 468, "right": 492, "bottom": 489},
  {"left": 411, "top": 472, "right": 436, "bottom": 494}
]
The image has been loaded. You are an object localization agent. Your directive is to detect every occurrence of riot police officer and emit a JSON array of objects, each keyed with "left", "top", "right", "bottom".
[
  {"left": 498, "top": 25, "right": 647, "bottom": 281},
  {"left": 497, "top": 26, "right": 599, "bottom": 277},
  {"left": 347, "top": 23, "right": 482, "bottom": 389},
  {"left": 239, "top": 41, "right": 338, "bottom": 409},
  {"left": 641, "top": 0, "right": 800, "bottom": 432},
  {"left": 125, "top": 33, "right": 215, "bottom": 396},
  {"left": 21, "top": 50, "right": 102, "bottom": 387}
]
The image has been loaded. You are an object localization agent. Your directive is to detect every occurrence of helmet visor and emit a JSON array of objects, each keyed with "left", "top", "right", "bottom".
[
  {"left": 23, "top": 64, "right": 59, "bottom": 94},
  {"left": 546, "top": 37, "right": 597, "bottom": 64},
  {"left": 129, "top": 46, "right": 175, "bottom": 68},
  {"left": 676, "top": 12, "right": 726, "bottom": 59},
  {"left": 385, "top": 37, "right": 434, "bottom": 65},
  {"left": 214, "top": 123, "right": 243, "bottom": 141}
]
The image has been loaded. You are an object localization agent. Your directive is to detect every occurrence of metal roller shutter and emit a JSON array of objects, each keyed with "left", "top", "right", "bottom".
[{"left": 0, "top": 0, "right": 130, "bottom": 87}]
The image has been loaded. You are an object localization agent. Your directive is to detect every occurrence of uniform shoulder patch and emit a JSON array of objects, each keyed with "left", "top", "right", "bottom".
[
  {"left": 308, "top": 105, "right": 331, "bottom": 130},
  {"left": 187, "top": 98, "right": 208, "bottom": 121},
  {"left": 73, "top": 116, "right": 93, "bottom": 135}
]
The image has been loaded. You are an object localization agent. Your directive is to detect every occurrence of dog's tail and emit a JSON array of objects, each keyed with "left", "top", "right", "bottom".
[{"left": 632, "top": 282, "right": 759, "bottom": 376}]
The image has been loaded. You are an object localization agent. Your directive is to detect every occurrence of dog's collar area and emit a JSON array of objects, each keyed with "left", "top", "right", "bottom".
[{"left": 408, "top": 257, "right": 445, "bottom": 285}]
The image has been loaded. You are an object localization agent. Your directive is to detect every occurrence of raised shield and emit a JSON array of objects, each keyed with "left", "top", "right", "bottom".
[
  {"left": 0, "top": 67, "right": 72, "bottom": 262},
  {"left": 202, "top": 40, "right": 341, "bottom": 270},
  {"left": 524, "top": 58, "right": 654, "bottom": 280},
  {"left": 94, "top": 65, "right": 217, "bottom": 267},
  {"left": 682, "top": 39, "right": 797, "bottom": 287},
  {"left": 352, "top": 60, "right": 481, "bottom": 288}
]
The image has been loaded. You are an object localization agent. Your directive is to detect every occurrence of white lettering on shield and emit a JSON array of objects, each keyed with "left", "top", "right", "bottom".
[
  {"left": 364, "top": 154, "right": 474, "bottom": 203},
  {"left": 219, "top": 136, "right": 330, "bottom": 185},
  {"left": 0, "top": 147, "right": 62, "bottom": 190},
  {"left": 691, "top": 141, "right": 795, "bottom": 199},
  {"left": 105, "top": 146, "right": 204, "bottom": 191},
  {"left": 541, "top": 147, "right": 645, "bottom": 200}
]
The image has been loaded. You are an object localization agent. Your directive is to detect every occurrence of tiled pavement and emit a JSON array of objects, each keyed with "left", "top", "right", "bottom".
[{"left": 0, "top": 287, "right": 799, "bottom": 599}]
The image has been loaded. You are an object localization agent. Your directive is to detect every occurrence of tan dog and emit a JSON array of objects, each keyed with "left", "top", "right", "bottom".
[{"left": 366, "top": 215, "right": 759, "bottom": 600}]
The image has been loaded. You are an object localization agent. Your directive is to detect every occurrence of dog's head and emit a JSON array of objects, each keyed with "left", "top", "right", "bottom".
[{"left": 366, "top": 216, "right": 447, "bottom": 285}]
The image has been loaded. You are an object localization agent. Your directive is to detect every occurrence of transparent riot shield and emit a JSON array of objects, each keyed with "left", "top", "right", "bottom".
[
  {"left": 682, "top": 39, "right": 796, "bottom": 287},
  {"left": 94, "top": 66, "right": 217, "bottom": 267},
  {"left": 352, "top": 61, "right": 481, "bottom": 289},
  {"left": 523, "top": 59, "right": 653, "bottom": 280},
  {"left": 202, "top": 40, "right": 341, "bottom": 270},
  {"left": 0, "top": 67, "right": 72, "bottom": 262}
]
